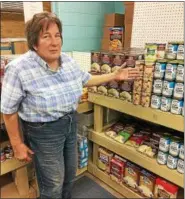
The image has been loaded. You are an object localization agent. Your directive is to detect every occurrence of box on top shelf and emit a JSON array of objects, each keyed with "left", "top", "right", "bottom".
[{"left": 104, "top": 13, "right": 125, "bottom": 27}]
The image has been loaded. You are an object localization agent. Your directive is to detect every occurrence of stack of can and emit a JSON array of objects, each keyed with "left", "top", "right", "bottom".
[
  {"left": 77, "top": 134, "right": 88, "bottom": 169},
  {"left": 151, "top": 41, "right": 184, "bottom": 116},
  {"left": 157, "top": 134, "right": 184, "bottom": 174}
]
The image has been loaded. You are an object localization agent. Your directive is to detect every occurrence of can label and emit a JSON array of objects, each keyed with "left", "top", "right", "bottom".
[
  {"left": 171, "top": 99, "right": 183, "bottom": 115},
  {"left": 160, "top": 97, "right": 172, "bottom": 112},
  {"left": 153, "top": 79, "right": 163, "bottom": 94},
  {"left": 169, "top": 141, "right": 181, "bottom": 157},
  {"left": 154, "top": 62, "right": 166, "bottom": 79},
  {"left": 157, "top": 151, "right": 168, "bottom": 165},
  {"left": 173, "top": 83, "right": 184, "bottom": 99},
  {"left": 179, "top": 145, "right": 184, "bottom": 160},
  {"left": 177, "top": 44, "right": 184, "bottom": 60},
  {"left": 176, "top": 64, "right": 184, "bottom": 82},
  {"left": 167, "top": 155, "right": 178, "bottom": 169},
  {"left": 159, "top": 137, "right": 171, "bottom": 152},
  {"left": 151, "top": 95, "right": 161, "bottom": 109},
  {"left": 162, "top": 81, "right": 175, "bottom": 97},
  {"left": 177, "top": 159, "right": 184, "bottom": 174},
  {"left": 166, "top": 44, "right": 178, "bottom": 59},
  {"left": 165, "top": 63, "right": 177, "bottom": 81}
]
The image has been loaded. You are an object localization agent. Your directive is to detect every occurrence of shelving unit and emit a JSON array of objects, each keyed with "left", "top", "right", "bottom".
[
  {"left": 87, "top": 93, "right": 184, "bottom": 198},
  {"left": 77, "top": 101, "right": 93, "bottom": 114},
  {"left": 88, "top": 93, "right": 184, "bottom": 132}
]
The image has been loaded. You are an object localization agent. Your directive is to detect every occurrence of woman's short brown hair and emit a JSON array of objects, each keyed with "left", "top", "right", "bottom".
[{"left": 25, "top": 12, "right": 62, "bottom": 51}]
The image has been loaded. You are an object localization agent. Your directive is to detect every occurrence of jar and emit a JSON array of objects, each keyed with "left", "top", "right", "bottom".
[
  {"left": 159, "top": 133, "right": 171, "bottom": 152},
  {"left": 166, "top": 42, "right": 178, "bottom": 60},
  {"left": 179, "top": 144, "right": 184, "bottom": 160},
  {"left": 151, "top": 95, "right": 161, "bottom": 109},
  {"left": 177, "top": 42, "right": 184, "bottom": 60},
  {"left": 167, "top": 155, "right": 178, "bottom": 169},
  {"left": 157, "top": 151, "right": 168, "bottom": 165},
  {"left": 169, "top": 136, "right": 182, "bottom": 157},
  {"left": 153, "top": 79, "right": 163, "bottom": 94},
  {"left": 177, "top": 159, "right": 184, "bottom": 174},
  {"left": 176, "top": 62, "right": 184, "bottom": 83}
]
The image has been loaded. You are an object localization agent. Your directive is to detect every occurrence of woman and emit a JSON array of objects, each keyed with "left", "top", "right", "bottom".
[{"left": 1, "top": 12, "right": 139, "bottom": 199}]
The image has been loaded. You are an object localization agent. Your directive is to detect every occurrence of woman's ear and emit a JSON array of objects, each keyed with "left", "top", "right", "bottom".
[{"left": 33, "top": 45, "right": 38, "bottom": 51}]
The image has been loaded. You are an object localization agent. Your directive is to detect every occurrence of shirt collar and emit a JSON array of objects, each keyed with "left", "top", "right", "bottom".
[{"left": 29, "top": 50, "right": 62, "bottom": 70}]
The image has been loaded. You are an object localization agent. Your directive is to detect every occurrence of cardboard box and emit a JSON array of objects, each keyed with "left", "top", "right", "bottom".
[
  {"left": 104, "top": 13, "right": 124, "bottom": 27},
  {"left": 103, "top": 26, "right": 125, "bottom": 39}
]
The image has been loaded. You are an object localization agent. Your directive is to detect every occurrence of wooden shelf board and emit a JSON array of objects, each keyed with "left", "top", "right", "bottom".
[
  {"left": 88, "top": 130, "right": 184, "bottom": 188},
  {"left": 77, "top": 102, "right": 93, "bottom": 114},
  {"left": 88, "top": 93, "right": 184, "bottom": 132},
  {"left": 88, "top": 161, "right": 142, "bottom": 198},
  {"left": 1, "top": 141, "right": 29, "bottom": 176},
  {"left": 76, "top": 166, "right": 87, "bottom": 176}
]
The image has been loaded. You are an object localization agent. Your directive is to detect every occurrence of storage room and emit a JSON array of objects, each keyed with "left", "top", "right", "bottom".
[{"left": 0, "top": 1, "right": 184, "bottom": 199}]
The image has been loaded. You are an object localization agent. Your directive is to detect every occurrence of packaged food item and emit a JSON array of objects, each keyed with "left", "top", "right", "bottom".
[
  {"left": 165, "top": 61, "right": 178, "bottom": 81},
  {"left": 4, "top": 145, "right": 13, "bottom": 159},
  {"left": 160, "top": 96, "right": 172, "bottom": 112},
  {"left": 133, "top": 79, "right": 143, "bottom": 93},
  {"left": 176, "top": 62, "right": 184, "bottom": 82},
  {"left": 133, "top": 92, "right": 141, "bottom": 105},
  {"left": 157, "top": 44, "right": 166, "bottom": 60},
  {"left": 143, "top": 63, "right": 155, "bottom": 81},
  {"left": 119, "top": 91, "right": 132, "bottom": 102},
  {"left": 141, "top": 92, "right": 151, "bottom": 107},
  {"left": 107, "top": 80, "right": 120, "bottom": 98},
  {"left": 114, "top": 125, "right": 135, "bottom": 144},
  {"left": 101, "top": 52, "right": 112, "bottom": 74},
  {"left": 170, "top": 99, "right": 183, "bottom": 115},
  {"left": 87, "top": 86, "right": 97, "bottom": 93},
  {"left": 97, "top": 82, "right": 108, "bottom": 95},
  {"left": 142, "top": 80, "right": 153, "bottom": 93},
  {"left": 157, "top": 151, "right": 168, "bottom": 165},
  {"left": 0, "top": 149, "right": 6, "bottom": 163},
  {"left": 154, "top": 60, "right": 167, "bottom": 79},
  {"left": 177, "top": 158, "right": 184, "bottom": 174},
  {"left": 125, "top": 54, "right": 138, "bottom": 67},
  {"left": 144, "top": 43, "right": 158, "bottom": 62},
  {"left": 111, "top": 53, "right": 125, "bottom": 72},
  {"left": 97, "top": 147, "right": 113, "bottom": 173},
  {"left": 123, "top": 162, "right": 140, "bottom": 190},
  {"left": 173, "top": 83, "right": 184, "bottom": 100},
  {"left": 177, "top": 42, "right": 184, "bottom": 60},
  {"left": 169, "top": 136, "right": 182, "bottom": 157},
  {"left": 179, "top": 144, "right": 184, "bottom": 160},
  {"left": 166, "top": 42, "right": 178, "bottom": 60},
  {"left": 167, "top": 155, "right": 178, "bottom": 169},
  {"left": 153, "top": 79, "right": 163, "bottom": 94},
  {"left": 151, "top": 95, "right": 161, "bottom": 109},
  {"left": 154, "top": 177, "right": 179, "bottom": 198},
  {"left": 110, "top": 155, "right": 127, "bottom": 183},
  {"left": 91, "top": 52, "right": 101, "bottom": 73},
  {"left": 105, "top": 123, "right": 125, "bottom": 139},
  {"left": 138, "top": 169, "right": 156, "bottom": 198},
  {"left": 162, "top": 81, "right": 175, "bottom": 97},
  {"left": 159, "top": 133, "right": 171, "bottom": 152},
  {"left": 109, "top": 27, "right": 124, "bottom": 51},
  {"left": 119, "top": 80, "right": 133, "bottom": 102}
]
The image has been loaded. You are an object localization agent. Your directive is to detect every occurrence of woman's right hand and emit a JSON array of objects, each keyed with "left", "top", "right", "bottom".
[{"left": 12, "top": 143, "right": 34, "bottom": 162}]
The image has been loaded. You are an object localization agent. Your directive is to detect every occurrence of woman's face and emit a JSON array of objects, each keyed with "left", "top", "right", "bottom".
[{"left": 34, "top": 23, "right": 62, "bottom": 64}]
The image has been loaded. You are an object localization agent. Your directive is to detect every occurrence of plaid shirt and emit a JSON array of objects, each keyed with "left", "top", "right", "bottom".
[{"left": 1, "top": 51, "right": 91, "bottom": 122}]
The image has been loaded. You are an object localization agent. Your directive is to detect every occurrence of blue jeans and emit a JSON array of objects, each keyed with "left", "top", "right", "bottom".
[{"left": 21, "top": 112, "right": 77, "bottom": 199}]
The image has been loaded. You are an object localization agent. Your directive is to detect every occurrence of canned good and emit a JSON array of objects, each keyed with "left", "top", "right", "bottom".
[
  {"left": 167, "top": 155, "right": 178, "bottom": 169},
  {"left": 165, "top": 61, "right": 178, "bottom": 81},
  {"left": 176, "top": 62, "right": 184, "bottom": 82},
  {"left": 4, "top": 145, "right": 13, "bottom": 159},
  {"left": 159, "top": 133, "right": 171, "bottom": 152},
  {"left": 177, "top": 159, "right": 184, "bottom": 174},
  {"left": 0, "top": 149, "right": 6, "bottom": 163},
  {"left": 177, "top": 43, "right": 184, "bottom": 60},
  {"left": 170, "top": 99, "right": 183, "bottom": 115},
  {"left": 160, "top": 97, "right": 172, "bottom": 112},
  {"left": 182, "top": 105, "right": 184, "bottom": 116},
  {"left": 154, "top": 60, "right": 167, "bottom": 79},
  {"left": 157, "top": 151, "right": 168, "bottom": 165},
  {"left": 179, "top": 144, "right": 184, "bottom": 160},
  {"left": 166, "top": 42, "right": 178, "bottom": 60},
  {"left": 162, "top": 81, "right": 175, "bottom": 97},
  {"left": 169, "top": 137, "right": 182, "bottom": 157},
  {"left": 151, "top": 95, "right": 161, "bottom": 109},
  {"left": 153, "top": 79, "right": 163, "bottom": 94},
  {"left": 173, "top": 83, "right": 184, "bottom": 100}
]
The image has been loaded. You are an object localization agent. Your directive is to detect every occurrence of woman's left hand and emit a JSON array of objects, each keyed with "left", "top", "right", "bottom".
[{"left": 113, "top": 63, "right": 141, "bottom": 81}]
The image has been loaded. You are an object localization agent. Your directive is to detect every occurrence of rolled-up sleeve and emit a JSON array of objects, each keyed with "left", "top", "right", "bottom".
[
  {"left": 1, "top": 64, "right": 25, "bottom": 114},
  {"left": 81, "top": 70, "right": 91, "bottom": 86}
]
